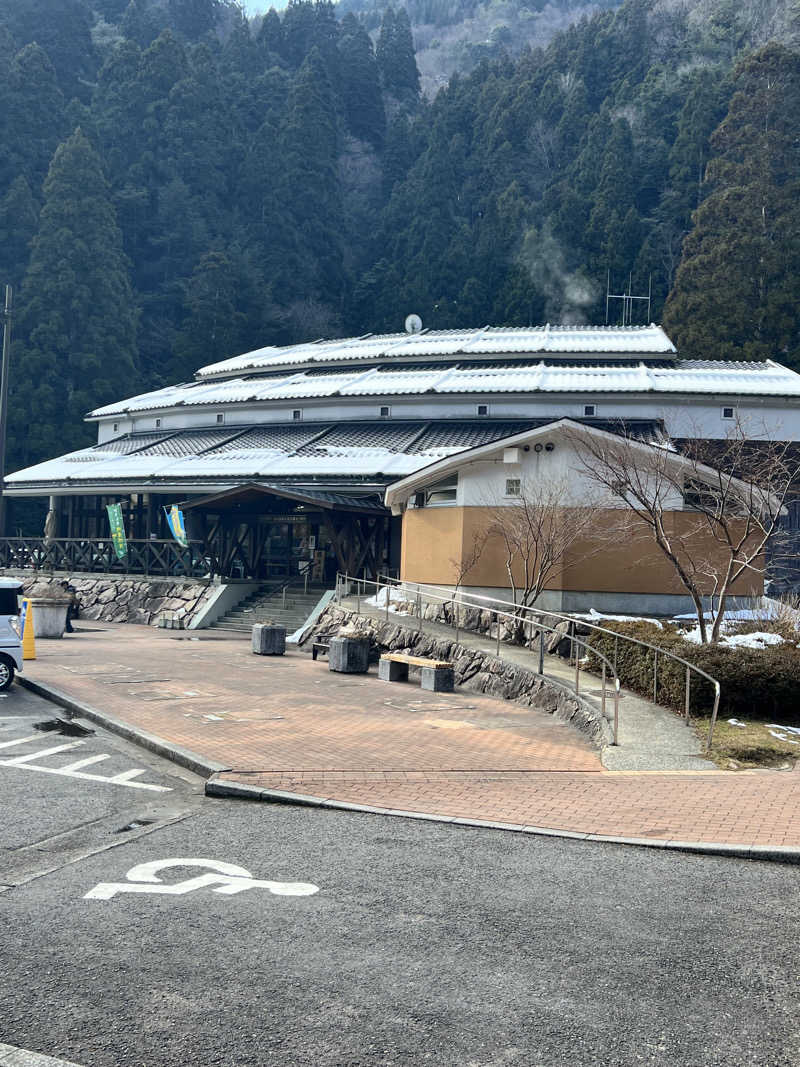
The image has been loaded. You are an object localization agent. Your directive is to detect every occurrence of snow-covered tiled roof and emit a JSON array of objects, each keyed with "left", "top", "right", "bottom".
[
  {"left": 196, "top": 325, "right": 676, "bottom": 379},
  {"left": 10, "top": 419, "right": 664, "bottom": 491},
  {"left": 88, "top": 355, "right": 800, "bottom": 418}
]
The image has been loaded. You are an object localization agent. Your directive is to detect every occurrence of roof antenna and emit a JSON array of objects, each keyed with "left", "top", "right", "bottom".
[
  {"left": 605, "top": 272, "right": 651, "bottom": 325},
  {"left": 404, "top": 313, "right": 423, "bottom": 334}
]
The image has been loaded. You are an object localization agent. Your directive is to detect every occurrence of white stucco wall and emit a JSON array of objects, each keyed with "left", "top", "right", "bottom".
[
  {"left": 93, "top": 393, "right": 800, "bottom": 446},
  {"left": 420, "top": 436, "right": 685, "bottom": 511}
]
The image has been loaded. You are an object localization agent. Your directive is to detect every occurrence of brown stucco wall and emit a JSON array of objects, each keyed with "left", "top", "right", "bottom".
[
  {"left": 400, "top": 506, "right": 764, "bottom": 597},
  {"left": 400, "top": 507, "right": 465, "bottom": 585}
]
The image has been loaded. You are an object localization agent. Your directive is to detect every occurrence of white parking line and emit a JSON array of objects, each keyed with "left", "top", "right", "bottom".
[
  {"left": 0, "top": 734, "right": 172, "bottom": 793},
  {"left": 57, "top": 754, "right": 111, "bottom": 772},
  {"left": 0, "top": 734, "right": 41, "bottom": 750},
  {"left": 4, "top": 742, "right": 85, "bottom": 765},
  {"left": 0, "top": 1041, "right": 84, "bottom": 1066}
]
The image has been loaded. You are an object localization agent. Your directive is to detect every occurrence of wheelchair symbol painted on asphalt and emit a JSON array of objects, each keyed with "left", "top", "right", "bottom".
[{"left": 84, "top": 857, "right": 320, "bottom": 900}]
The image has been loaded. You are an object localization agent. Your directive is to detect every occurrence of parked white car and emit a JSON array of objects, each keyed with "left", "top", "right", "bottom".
[{"left": 0, "top": 577, "right": 24, "bottom": 690}]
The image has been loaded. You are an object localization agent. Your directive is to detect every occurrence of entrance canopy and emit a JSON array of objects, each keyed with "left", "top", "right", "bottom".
[
  {"left": 181, "top": 483, "right": 387, "bottom": 515},
  {"left": 183, "top": 482, "right": 389, "bottom": 581}
]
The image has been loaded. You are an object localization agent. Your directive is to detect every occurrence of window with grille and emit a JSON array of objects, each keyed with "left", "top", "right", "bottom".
[{"left": 505, "top": 478, "right": 521, "bottom": 497}]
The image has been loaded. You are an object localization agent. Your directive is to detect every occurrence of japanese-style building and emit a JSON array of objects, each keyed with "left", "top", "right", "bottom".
[{"left": 5, "top": 324, "right": 800, "bottom": 587}]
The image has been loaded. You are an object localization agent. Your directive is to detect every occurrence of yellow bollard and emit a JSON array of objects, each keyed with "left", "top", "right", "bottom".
[{"left": 21, "top": 598, "right": 36, "bottom": 661}]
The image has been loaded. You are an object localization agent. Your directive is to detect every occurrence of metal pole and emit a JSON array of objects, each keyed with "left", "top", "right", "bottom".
[
  {"left": 574, "top": 640, "right": 580, "bottom": 695},
  {"left": 0, "top": 285, "right": 13, "bottom": 536},
  {"left": 613, "top": 683, "right": 619, "bottom": 745},
  {"left": 538, "top": 627, "right": 544, "bottom": 675},
  {"left": 653, "top": 649, "right": 658, "bottom": 703},
  {"left": 282, "top": 584, "right": 286, "bottom": 609},
  {"left": 614, "top": 634, "right": 618, "bottom": 675},
  {"left": 601, "top": 663, "right": 606, "bottom": 721},
  {"left": 417, "top": 591, "right": 422, "bottom": 632},
  {"left": 495, "top": 610, "right": 500, "bottom": 656},
  {"left": 454, "top": 598, "right": 459, "bottom": 644},
  {"left": 685, "top": 666, "right": 691, "bottom": 723},
  {"left": 385, "top": 587, "right": 389, "bottom": 624},
  {"left": 706, "top": 684, "right": 721, "bottom": 752}
]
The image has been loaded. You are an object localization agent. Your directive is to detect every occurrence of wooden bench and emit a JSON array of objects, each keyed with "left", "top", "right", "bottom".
[
  {"left": 312, "top": 640, "right": 330, "bottom": 661},
  {"left": 378, "top": 652, "right": 454, "bottom": 692}
]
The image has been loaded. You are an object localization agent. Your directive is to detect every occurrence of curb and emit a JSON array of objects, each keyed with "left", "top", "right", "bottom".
[
  {"left": 17, "top": 676, "right": 230, "bottom": 780},
  {"left": 20, "top": 674, "right": 800, "bottom": 866},
  {"left": 205, "top": 778, "right": 800, "bottom": 865}
]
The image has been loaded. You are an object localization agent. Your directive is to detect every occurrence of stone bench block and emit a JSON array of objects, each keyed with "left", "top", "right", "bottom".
[
  {"left": 329, "top": 636, "right": 370, "bottom": 673},
  {"left": 421, "top": 665, "right": 454, "bottom": 692},
  {"left": 378, "top": 657, "right": 408, "bottom": 682},
  {"left": 252, "top": 623, "right": 286, "bottom": 655}
]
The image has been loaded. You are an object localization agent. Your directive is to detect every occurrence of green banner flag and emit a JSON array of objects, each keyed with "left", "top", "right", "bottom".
[{"left": 106, "top": 502, "right": 128, "bottom": 559}]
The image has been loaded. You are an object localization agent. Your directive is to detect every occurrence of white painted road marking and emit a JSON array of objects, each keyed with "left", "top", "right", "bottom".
[
  {"left": 84, "top": 857, "right": 320, "bottom": 900},
  {"left": 0, "top": 733, "right": 171, "bottom": 793},
  {"left": 4, "top": 741, "right": 84, "bottom": 764},
  {"left": 0, "top": 733, "right": 42, "bottom": 749}
]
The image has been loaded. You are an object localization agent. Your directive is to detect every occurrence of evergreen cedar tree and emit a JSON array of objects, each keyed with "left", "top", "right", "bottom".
[{"left": 0, "top": 0, "right": 798, "bottom": 487}]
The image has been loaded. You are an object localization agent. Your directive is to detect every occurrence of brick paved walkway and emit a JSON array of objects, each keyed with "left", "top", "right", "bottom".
[{"left": 21, "top": 624, "right": 800, "bottom": 849}]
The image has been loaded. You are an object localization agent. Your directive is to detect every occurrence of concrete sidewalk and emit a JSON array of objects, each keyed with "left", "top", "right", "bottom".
[{"left": 17, "top": 623, "right": 800, "bottom": 858}]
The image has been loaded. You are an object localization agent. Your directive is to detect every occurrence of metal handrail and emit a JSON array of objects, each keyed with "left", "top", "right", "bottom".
[
  {"left": 335, "top": 573, "right": 623, "bottom": 746},
  {"left": 261, "top": 568, "right": 313, "bottom": 607},
  {"left": 371, "top": 574, "right": 722, "bottom": 752}
]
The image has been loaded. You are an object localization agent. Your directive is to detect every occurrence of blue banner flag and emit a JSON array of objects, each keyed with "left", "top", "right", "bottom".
[{"left": 164, "top": 504, "right": 189, "bottom": 548}]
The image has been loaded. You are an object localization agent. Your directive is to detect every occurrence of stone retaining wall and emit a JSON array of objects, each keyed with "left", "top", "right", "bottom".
[
  {"left": 16, "top": 574, "right": 213, "bottom": 627},
  {"left": 370, "top": 592, "right": 581, "bottom": 656},
  {"left": 303, "top": 605, "right": 612, "bottom": 747}
]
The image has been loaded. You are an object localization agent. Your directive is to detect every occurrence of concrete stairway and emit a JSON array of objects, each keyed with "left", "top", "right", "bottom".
[{"left": 209, "top": 585, "right": 327, "bottom": 635}]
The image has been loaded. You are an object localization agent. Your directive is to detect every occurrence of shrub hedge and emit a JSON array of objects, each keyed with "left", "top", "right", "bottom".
[{"left": 585, "top": 621, "right": 800, "bottom": 723}]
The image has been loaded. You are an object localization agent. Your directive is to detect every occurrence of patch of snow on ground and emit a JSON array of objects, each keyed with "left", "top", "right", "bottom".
[
  {"left": 722, "top": 631, "right": 785, "bottom": 649},
  {"left": 767, "top": 725, "right": 800, "bottom": 744},
  {"left": 577, "top": 609, "right": 663, "bottom": 628},
  {"left": 673, "top": 600, "right": 800, "bottom": 629},
  {"left": 682, "top": 628, "right": 785, "bottom": 648},
  {"left": 364, "top": 586, "right": 413, "bottom": 614}
]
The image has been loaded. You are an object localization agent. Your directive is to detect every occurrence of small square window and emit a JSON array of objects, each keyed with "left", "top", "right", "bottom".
[
  {"left": 292, "top": 409, "right": 302, "bottom": 421},
  {"left": 722, "top": 406, "right": 735, "bottom": 420},
  {"left": 505, "top": 478, "right": 521, "bottom": 497},
  {"left": 216, "top": 413, "right": 224, "bottom": 424},
  {"left": 584, "top": 404, "right": 596, "bottom": 417},
  {"left": 155, "top": 418, "right": 161, "bottom": 428},
  {"left": 380, "top": 406, "right": 391, "bottom": 418},
  {"left": 477, "top": 404, "right": 489, "bottom": 416}
]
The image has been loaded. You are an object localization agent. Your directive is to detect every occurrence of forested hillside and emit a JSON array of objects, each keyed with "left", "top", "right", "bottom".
[
  {"left": 1, "top": 0, "right": 799, "bottom": 480},
  {"left": 339, "top": 0, "right": 623, "bottom": 95}
]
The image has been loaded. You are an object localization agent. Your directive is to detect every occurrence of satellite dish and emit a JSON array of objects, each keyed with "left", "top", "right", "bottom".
[{"left": 404, "top": 313, "right": 423, "bottom": 334}]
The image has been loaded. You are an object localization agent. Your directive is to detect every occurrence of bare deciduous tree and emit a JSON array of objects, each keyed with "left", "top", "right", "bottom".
[
  {"left": 566, "top": 421, "right": 799, "bottom": 643},
  {"left": 483, "top": 475, "right": 610, "bottom": 638}
]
